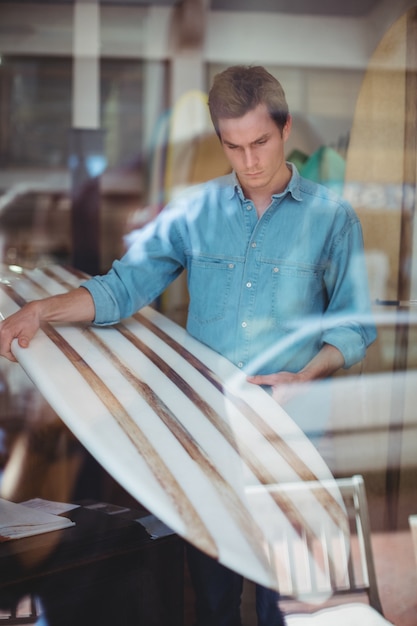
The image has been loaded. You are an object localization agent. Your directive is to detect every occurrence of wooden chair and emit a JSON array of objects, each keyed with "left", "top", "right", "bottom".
[{"left": 265, "top": 475, "right": 384, "bottom": 615}]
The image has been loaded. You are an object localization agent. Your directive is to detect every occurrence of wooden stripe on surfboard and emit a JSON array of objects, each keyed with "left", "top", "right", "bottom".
[{"left": 43, "top": 265, "right": 347, "bottom": 535}]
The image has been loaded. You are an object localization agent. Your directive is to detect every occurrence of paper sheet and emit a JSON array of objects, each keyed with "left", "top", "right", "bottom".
[{"left": 0, "top": 498, "right": 75, "bottom": 541}]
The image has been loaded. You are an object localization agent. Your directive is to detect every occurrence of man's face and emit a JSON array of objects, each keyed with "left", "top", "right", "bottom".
[{"left": 218, "top": 103, "right": 291, "bottom": 199}]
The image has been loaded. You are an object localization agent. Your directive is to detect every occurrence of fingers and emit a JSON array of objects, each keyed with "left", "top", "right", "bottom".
[
  {"left": 17, "top": 335, "right": 30, "bottom": 349},
  {"left": 2, "top": 333, "right": 31, "bottom": 361},
  {"left": 0, "top": 302, "right": 41, "bottom": 361},
  {"left": 0, "top": 333, "right": 15, "bottom": 362},
  {"left": 0, "top": 319, "right": 29, "bottom": 362},
  {"left": 0, "top": 333, "right": 18, "bottom": 362},
  {"left": 247, "top": 374, "right": 277, "bottom": 385},
  {"left": 247, "top": 372, "right": 304, "bottom": 406}
]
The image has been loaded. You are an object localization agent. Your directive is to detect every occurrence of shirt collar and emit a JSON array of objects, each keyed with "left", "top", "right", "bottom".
[{"left": 229, "top": 162, "right": 303, "bottom": 203}]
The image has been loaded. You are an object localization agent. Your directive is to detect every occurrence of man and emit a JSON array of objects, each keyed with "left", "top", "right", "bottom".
[{"left": 0, "top": 66, "right": 376, "bottom": 625}]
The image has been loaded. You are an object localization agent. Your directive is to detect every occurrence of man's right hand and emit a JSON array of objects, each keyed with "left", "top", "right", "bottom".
[
  {"left": 0, "top": 301, "right": 42, "bottom": 362},
  {"left": 0, "top": 287, "right": 96, "bottom": 362},
  {"left": 0, "top": 301, "right": 41, "bottom": 361}
]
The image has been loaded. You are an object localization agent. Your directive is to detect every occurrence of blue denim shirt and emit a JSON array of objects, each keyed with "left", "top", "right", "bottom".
[{"left": 83, "top": 165, "right": 376, "bottom": 374}]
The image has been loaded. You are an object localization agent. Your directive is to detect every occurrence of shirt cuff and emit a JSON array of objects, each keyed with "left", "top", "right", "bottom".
[
  {"left": 81, "top": 277, "right": 121, "bottom": 325},
  {"left": 322, "top": 328, "right": 368, "bottom": 369}
]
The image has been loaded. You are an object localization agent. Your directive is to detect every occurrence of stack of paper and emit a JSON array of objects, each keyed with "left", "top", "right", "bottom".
[{"left": 0, "top": 498, "right": 75, "bottom": 541}]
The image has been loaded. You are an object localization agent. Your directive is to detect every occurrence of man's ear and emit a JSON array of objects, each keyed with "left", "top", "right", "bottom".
[{"left": 283, "top": 115, "right": 292, "bottom": 142}]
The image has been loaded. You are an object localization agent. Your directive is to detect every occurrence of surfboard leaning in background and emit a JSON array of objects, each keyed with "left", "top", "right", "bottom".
[{"left": 344, "top": 6, "right": 417, "bottom": 528}]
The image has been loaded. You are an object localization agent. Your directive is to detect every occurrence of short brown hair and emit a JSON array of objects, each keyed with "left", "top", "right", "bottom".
[{"left": 208, "top": 65, "right": 289, "bottom": 137}]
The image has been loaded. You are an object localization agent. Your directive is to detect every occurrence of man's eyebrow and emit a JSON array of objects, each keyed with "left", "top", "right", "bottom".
[
  {"left": 252, "top": 133, "right": 269, "bottom": 144},
  {"left": 222, "top": 133, "right": 270, "bottom": 148},
  {"left": 222, "top": 138, "right": 238, "bottom": 147}
]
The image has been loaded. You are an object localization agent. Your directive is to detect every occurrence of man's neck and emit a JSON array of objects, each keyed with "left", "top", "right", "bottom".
[
  {"left": 243, "top": 165, "right": 292, "bottom": 218},
  {"left": 252, "top": 196, "right": 272, "bottom": 218}
]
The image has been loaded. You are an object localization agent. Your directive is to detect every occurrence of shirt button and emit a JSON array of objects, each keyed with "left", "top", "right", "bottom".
[
  {"left": 241, "top": 321, "right": 247, "bottom": 328},
  {"left": 251, "top": 242, "right": 257, "bottom": 248},
  {"left": 228, "top": 263, "right": 234, "bottom": 269},
  {"left": 246, "top": 282, "right": 252, "bottom": 288},
  {"left": 237, "top": 362, "right": 244, "bottom": 368},
  {"left": 246, "top": 204, "right": 253, "bottom": 211},
  {"left": 273, "top": 267, "right": 279, "bottom": 273}
]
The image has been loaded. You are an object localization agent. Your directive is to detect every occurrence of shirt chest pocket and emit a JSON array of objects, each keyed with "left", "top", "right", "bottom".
[
  {"left": 267, "top": 262, "right": 326, "bottom": 331},
  {"left": 188, "top": 257, "right": 237, "bottom": 324}
]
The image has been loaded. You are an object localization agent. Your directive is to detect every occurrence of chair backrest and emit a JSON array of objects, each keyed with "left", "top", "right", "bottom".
[
  {"left": 0, "top": 594, "right": 39, "bottom": 624},
  {"left": 266, "top": 475, "right": 383, "bottom": 614}
]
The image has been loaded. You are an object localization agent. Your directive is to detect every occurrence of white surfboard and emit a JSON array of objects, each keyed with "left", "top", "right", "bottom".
[{"left": 0, "top": 263, "right": 348, "bottom": 593}]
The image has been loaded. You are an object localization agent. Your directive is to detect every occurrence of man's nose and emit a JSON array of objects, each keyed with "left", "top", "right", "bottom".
[{"left": 243, "top": 148, "right": 256, "bottom": 169}]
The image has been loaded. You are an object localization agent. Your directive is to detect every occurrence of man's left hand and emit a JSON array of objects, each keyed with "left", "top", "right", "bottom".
[{"left": 247, "top": 371, "right": 309, "bottom": 405}]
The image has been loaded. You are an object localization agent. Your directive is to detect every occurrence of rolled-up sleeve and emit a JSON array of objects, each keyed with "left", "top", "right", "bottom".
[
  {"left": 322, "top": 211, "right": 377, "bottom": 368},
  {"left": 323, "top": 324, "right": 370, "bottom": 369},
  {"left": 82, "top": 277, "right": 125, "bottom": 325}
]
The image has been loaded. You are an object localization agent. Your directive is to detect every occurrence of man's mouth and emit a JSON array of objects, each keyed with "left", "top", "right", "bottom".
[{"left": 245, "top": 171, "right": 263, "bottom": 177}]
